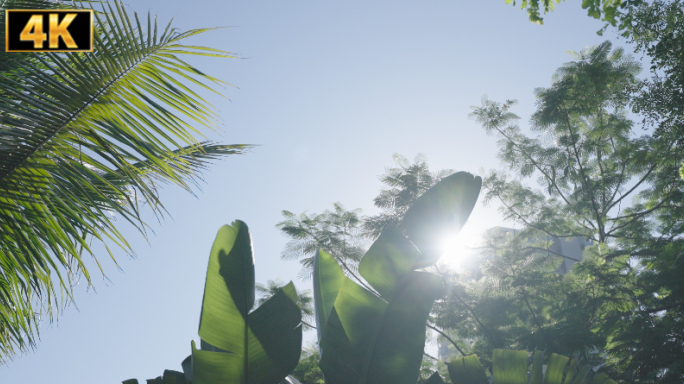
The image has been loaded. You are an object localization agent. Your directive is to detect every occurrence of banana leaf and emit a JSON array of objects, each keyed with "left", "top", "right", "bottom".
[
  {"left": 314, "top": 172, "right": 482, "bottom": 384},
  {"left": 439, "top": 349, "right": 616, "bottom": 384},
  {"left": 123, "top": 221, "right": 303, "bottom": 384},
  {"left": 448, "top": 354, "right": 489, "bottom": 384},
  {"left": 192, "top": 221, "right": 302, "bottom": 384},
  {"left": 315, "top": 252, "right": 443, "bottom": 384}
]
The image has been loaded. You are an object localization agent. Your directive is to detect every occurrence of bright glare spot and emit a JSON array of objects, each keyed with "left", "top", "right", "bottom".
[{"left": 438, "top": 223, "right": 481, "bottom": 268}]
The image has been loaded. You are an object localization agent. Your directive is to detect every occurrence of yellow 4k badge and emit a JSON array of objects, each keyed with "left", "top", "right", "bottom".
[{"left": 5, "top": 9, "right": 93, "bottom": 52}]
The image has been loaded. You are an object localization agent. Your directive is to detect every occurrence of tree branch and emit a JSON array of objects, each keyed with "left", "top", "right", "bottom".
[
  {"left": 605, "top": 162, "right": 627, "bottom": 213},
  {"left": 492, "top": 191, "right": 588, "bottom": 239},
  {"left": 520, "top": 246, "right": 582, "bottom": 262},
  {"left": 427, "top": 324, "right": 467, "bottom": 357},
  {"left": 606, "top": 193, "right": 676, "bottom": 236},
  {"left": 490, "top": 123, "right": 573, "bottom": 206},
  {"left": 562, "top": 103, "right": 605, "bottom": 241},
  {"left": 605, "top": 162, "right": 658, "bottom": 212},
  {"left": 603, "top": 301, "right": 684, "bottom": 320}
]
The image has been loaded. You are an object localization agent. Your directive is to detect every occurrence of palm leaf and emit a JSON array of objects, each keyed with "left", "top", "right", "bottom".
[{"left": 0, "top": 0, "right": 249, "bottom": 361}]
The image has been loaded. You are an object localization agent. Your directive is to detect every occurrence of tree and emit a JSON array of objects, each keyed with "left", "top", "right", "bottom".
[
  {"left": 502, "top": 0, "right": 642, "bottom": 30},
  {"left": 0, "top": 0, "right": 248, "bottom": 362},
  {"left": 276, "top": 203, "right": 368, "bottom": 281},
  {"left": 626, "top": 1, "right": 684, "bottom": 149},
  {"left": 364, "top": 153, "right": 453, "bottom": 239},
  {"left": 506, "top": 0, "right": 684, "bottom": 165},
  {"left": 433, "top": 41, "right": 684, "bottom": 382},
  {"left": 277, "top": 154, "right": 453, "bottom": 278}
]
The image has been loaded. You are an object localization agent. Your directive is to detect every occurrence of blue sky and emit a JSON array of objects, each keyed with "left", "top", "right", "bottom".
[{"left": 1, "top": 1, "right": 638, "bottom": 382}]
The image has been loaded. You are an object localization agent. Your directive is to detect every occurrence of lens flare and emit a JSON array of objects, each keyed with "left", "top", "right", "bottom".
[{"left": 438, "top": 224, "right": 480, "bottom": 268}]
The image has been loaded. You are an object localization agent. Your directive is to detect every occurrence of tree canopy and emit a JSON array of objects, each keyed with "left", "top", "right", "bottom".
[{"left": 432, "top": 41, "right": 684, "bottom": 383}]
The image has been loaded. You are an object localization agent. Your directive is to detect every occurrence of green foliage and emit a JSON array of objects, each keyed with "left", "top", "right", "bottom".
[
  {"left": 276, "top": 153, "right": 454, "bottom": 292},
  {"left": 124, "top": 222, "right": 302, "bottom": 384},
  {"left": 509, "top": 0, "right": 684, "bottom": 176},
  {"left": 432, "top": 41, "right": 684, "bottom": 381},
  {"left": 503, "top": 0, "right": 641, "bottom": 30},
  {"left": 277, "top": 203, "right": 367, "bottom": 279},
  {"left": 314, "top": 172, "right": 482, "bottom": 384},
  {"left": 0, "top": 0, "right": 248, "bottom": 361},
  {"left": 509, "top": 3, "right": 684, "bottom": 377},
  {"left": 418, "top": 357, "right": 451, "bottom": 384},
  {"left": 290, "top": 344, "right": 325, "bottom": 384},
  {"left": 627, "top": 1, "right": 684, "bottom": 146},
  {"left": 430, "top": 349, "right": 617, "bottom": 384},
  {"left": 364, "top": 153, "right": 454, "bottom": 239}
]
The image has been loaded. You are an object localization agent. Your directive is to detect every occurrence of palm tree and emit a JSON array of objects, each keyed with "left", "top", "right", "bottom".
[{"left": 0, "top": 0, "right": 249, "bottom": 362}]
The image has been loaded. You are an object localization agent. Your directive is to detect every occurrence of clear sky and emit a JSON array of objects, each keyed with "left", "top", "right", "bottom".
[{"left": 1, "top": 1, "right": 638, "bottom": 382}]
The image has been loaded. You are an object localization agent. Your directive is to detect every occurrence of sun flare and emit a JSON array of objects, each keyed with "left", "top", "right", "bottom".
[{"left": 438, "top": 224, "right": 481, "bottom": 268}]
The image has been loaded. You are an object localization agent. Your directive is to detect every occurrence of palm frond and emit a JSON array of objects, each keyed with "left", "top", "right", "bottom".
[{"left": 0, "top": 0, "right": 249, "bottom": 362}]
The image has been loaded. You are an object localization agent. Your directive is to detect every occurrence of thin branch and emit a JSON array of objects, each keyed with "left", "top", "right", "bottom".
[
  {"left": 608, "top": 204, "right": 682, "bottom": 222},
  {"left": 606, "top": 195, "right": 675, "bottom": 236},
  {"left": 562, "top": 103, "right": 604, "bottom": 241},
  {"left": 605, "top": 162, "right": 658, "bottom": 212},
  {"left": 603, "top": 301, "right": 684, "bottom": 320},
  {"left": 427, "top": 324, "right": 466, "bottom": 356},
  {"left": 605, "top": 162, "right": 627, "bottom": 213},
  {"left": 492, "top": 192, "right": 588, "bottom": 239},
  {"left": 595, "top": 135, "right": 608, "bottom": 210},
  {"left": 604, "top": 249, "right": 657, "bottom": 260},
  {"left": 520, "top": 246, "right": 581, "bottom": 262},
  {"left": 490, "top": 124, "right": 573, "bottom": 206}
]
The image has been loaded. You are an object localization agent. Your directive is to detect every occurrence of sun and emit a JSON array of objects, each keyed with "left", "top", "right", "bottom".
[{"left": 438, "top": 223, "right": 481, "bottom": 268}]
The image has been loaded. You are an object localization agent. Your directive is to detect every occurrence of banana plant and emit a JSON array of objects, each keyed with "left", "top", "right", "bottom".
[
  {"left": 313, "top": 172, "right": 482, "bottom": 384},
  {"left": 123, "top": 221, "right": 303, "bottom": 384},
  {"left": 426, "top": 350, "right": 617, "bottom": 384}
]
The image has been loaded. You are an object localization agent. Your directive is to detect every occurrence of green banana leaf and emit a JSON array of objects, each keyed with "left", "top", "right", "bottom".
[
  {"left": 192, "top": 221, "right": 302, "bottom": 384},
  {"left": 314, "top": 172, "right": 482, "bottom": 384},
  {"left": 530, "top": 351, "right": 544, "bottom": 384},
  {"left": 448, "top": 354, "right": 489, "bottom": 384},
  {"left": 124, "top": 221, "right": 303, "bottom": 384},
  {"left": 317, "top": 263, "right": 443, "bottom": 384},
  {"left": 544, "top": 353, "right": 570, "bottom": 384},
  {"left": 401, "top": 171, "right": 483, "bottom": 269},
  {"left": 439, "top": 349, "right": 617, "bottom": 384},
  {"left": 312, "top": 249, "right": 345, "bottom": 345}
]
